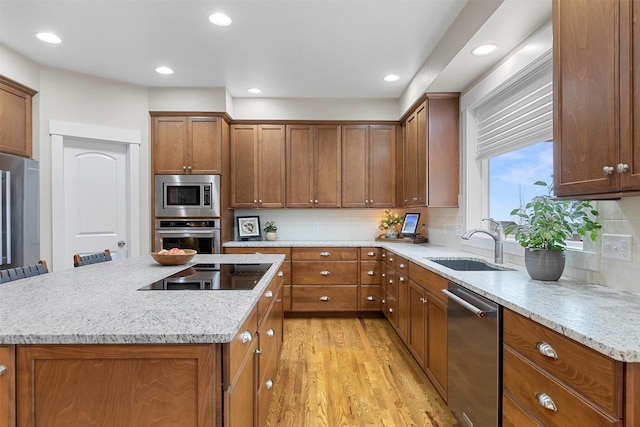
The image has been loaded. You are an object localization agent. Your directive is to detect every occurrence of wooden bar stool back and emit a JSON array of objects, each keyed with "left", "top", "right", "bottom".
[{"left": 73, "top": 249, "right": 112, "bottom": 267}]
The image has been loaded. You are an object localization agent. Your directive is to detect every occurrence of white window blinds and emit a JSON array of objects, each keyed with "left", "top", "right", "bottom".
[{"left": 474, "top": 54, "right": 552, "bottom": 160}]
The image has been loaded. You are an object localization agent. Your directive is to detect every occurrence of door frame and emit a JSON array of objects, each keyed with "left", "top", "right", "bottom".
[{"left": 50, "top": 120, "right": 141, "bottom": 270}]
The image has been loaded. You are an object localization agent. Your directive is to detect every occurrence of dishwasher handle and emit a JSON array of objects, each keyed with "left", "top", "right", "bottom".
[{"left": 442, "top": 289, "right": 494, "bottom": 319}]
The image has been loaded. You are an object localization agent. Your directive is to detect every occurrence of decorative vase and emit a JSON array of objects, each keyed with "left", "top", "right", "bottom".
[
  {"left": 265, "top": 231, "right": 277, "bottom": 241},
  {"left": 524, "top": 248, "right": 565, "bottom": 281},
  {"left": 385, "top": 227, "right": 399, "bottom": 239}
]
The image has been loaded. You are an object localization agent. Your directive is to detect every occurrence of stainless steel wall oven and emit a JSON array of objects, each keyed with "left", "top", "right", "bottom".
[{"left": 154, "top": 220, "right": 220, "bottom": 254}]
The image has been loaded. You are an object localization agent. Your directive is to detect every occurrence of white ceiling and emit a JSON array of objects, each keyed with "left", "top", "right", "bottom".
[{"left": 0, "top": 0, "right": 551, "bottom": 99}]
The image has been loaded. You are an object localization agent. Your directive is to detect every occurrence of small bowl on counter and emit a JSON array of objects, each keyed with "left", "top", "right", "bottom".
[{"left": 150, "top": 249, "right": 197, "bottom": 266}]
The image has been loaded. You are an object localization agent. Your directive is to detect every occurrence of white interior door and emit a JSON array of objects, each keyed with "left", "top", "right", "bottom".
[{"left": 64, "top": 138, "right": 129, "bottom": 262}]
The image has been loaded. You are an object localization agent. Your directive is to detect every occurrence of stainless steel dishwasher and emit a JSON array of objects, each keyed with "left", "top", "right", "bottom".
[{"left": 442, "top": 281, "right": 501, "bottom": 427}]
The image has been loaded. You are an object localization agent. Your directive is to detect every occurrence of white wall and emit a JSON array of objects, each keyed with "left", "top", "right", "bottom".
[{"left": 148, "top": 87, "right": 227, "bottom": 112}]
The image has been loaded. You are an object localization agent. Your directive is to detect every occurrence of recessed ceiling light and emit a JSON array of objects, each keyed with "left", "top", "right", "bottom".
[
  {"left": 247, "top": 88, "right": 262, "bottom": 94},
  {"left": 209, "top": 13, "right": 232, "bottom": 26},
  {"left": 36, "top": 32, "right": 61, "bottom": 44},
  {"left": 155, "top": 66, "right": 174, "bottom": 75},
  {"left": 472, "top": 44, "right": 497, "bottom": 56},
  {"left": 384, "top": 74, "right": 400, "bottom": 82}
]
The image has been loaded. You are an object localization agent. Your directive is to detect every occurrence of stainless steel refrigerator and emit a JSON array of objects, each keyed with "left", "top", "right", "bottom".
[{"left": 0, "top": 153, "right": 40, "bottom": 269}]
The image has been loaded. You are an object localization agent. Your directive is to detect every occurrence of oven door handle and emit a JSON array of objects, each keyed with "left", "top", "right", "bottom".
[{"left": 156, "top": 230, "right": 218, "bottom": 237}]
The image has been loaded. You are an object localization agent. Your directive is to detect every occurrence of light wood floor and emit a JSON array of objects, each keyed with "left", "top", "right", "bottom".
[{"left": 265, "top": 317, "right": 458, "bottom": 427}]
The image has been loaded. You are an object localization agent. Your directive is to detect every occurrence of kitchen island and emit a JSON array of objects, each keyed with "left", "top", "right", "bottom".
[{"left": 0, "top": 254, "right": 285, "bottom": 427}]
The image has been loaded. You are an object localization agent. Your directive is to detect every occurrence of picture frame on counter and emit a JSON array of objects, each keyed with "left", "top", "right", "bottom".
[
  {"left": 401, "top": 213, "right": 420, "bottom": 235},
  {"left": 237, "top": 216, "right": 261, "bottom": 240}
]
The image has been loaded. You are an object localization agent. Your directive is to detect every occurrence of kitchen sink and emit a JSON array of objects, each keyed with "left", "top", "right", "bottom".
[{"left": 425, "top": 257, "right": 515, "bottom": 272}]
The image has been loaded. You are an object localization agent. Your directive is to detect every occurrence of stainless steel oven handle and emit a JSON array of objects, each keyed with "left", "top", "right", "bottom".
[
  {"left": 156, "top": 230, "right": 217, "bottom": 237},
  {"left": 442, "top": 289, "right": 493, "bottom": 319}
]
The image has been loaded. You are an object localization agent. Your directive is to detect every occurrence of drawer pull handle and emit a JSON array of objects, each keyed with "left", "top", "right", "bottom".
[
  {"left": 277, "top": 271, "right": 284, "bottom": 277},
  {"left": 367, "top": 271, "right": 375, "bottom": 276},
  {"left": 319, "top": 296, "right": 330, "bottom": 301},
  {"left": 267, "top": 328, "right": 275, "bottom": 337},
  {"left": 266, "top": 379, "right": 274, "bottom": 390},
  {"left": 320, "top": 251, "right": 331, "bottom": 257},
  {"left": 366, "top": 296, "right": 375, "bottom": 301},
  {"left": 239, "top": 330, "right": 253, "bottom": 344},
  {"left": 399, "top": 277, "right": 405, "bottom": 282},
  {"left": 255, "top": 348, "right": 263, "bottom": 355},
  {"left": 0, "top": 365, "right": 6, "bottom": 376},
  {"left": 536, "top": 392, "right": 558, "bottom": 412},
  {"left": 536, "top": 342, "right": 558, "bottom": 359},
  {"left": 320, "top": 270, "right": 331, "bottom": 276},
  {"left": 367, "top": 251, "right": 376, "bottom": 257},
  {"left": 265, "top": 290, "right": 274, "bottom": 298}
]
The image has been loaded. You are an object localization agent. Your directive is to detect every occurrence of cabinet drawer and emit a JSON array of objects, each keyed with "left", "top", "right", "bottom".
[
  {"left": 409, "top": 262, "right": 448, "bottom": 303},
  {"left": 385, "top": 269, "right": 397, "bottom": 297},
  {"left": 360, "top": 247, "right": 383, "bottom": 261},
  {"left": 228, "top": 307, "right": 257, "bottom": 384},
  {"left": 503, "top": 309, "right": 623, "bottom": 416},
  {"left": 395, "top": 256, "right": 408, "bottom": 274},
  {"left": 503, "top": 390, "right": 544, "bottom": 427},
  {"left": 359, "top": 285, "right": 382, "bottom": 311},
  {"left": 292, "top": 247, "right": 358, "bottom": 261},
  {"left": 503, "top": 347, "right": 620, "bottom": 427},
  {"left": 258, "top": 300, "right": 282, "bottom": 385},
  {"left": 256, "top": 346, "right": 279, "bottom": 427},
  {"left": 224, "top": 246, "right": 291, "bottom": 260},
  {"left": 292, "top": 285, "right": 358, "bottom": 311},
  {"left": 292, "top": 261, "right": 357, "bottom": 285},
  {"left": 385, "top": 291, "right": 397, "bottom": 324},
  {"left": 360, "top": 261, "right": 382, "bottom": 284},
  {"left": 257, "top": 276, "right": 282, "bottom": 327}
]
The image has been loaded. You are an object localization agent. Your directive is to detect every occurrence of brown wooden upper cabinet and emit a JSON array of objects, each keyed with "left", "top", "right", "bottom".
[
  {"left": 151, "top": 115, "right": 222, "bottom": 175},
  {"left": 0, "top": 75, "right": 37, "bottom": 159},
  {"left": 231, "top": 124, "right": 286, "bottom": 208},
  {"left": 553, "top": 0, "right": 640, "bottom": 197},
  {"left": 341, "top": 124, "right": 397, "bottom": 208},
  {"left": 286, "top": 124, "right": 341, "bottom": 208},
  {"left": 402, "top": 94, "right": 460, "bottom": 207}
]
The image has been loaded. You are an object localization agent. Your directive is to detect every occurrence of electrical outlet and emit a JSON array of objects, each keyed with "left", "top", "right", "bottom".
[
  {"left": 602, "top": 234, "right": 633, "bottom": 261},
  {"left": 313, "top": 222, "right": 320, "bottom": 231},
  {"left": 455, "top": 224, "right": 462, "bottom": 236}
]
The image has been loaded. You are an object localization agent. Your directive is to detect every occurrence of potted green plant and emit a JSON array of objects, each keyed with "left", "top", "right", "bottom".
[
  {"left": 504, "top": 180, "right": 601, "bottom": 281},
  {"left": 379, "top": 210, "right": 403, "bottom": 239},
  {"left": 263, "top": 221, "right": 278, "bottom": 241}
]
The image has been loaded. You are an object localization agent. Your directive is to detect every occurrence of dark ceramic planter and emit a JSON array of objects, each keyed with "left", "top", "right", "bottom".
[{"left": 524, "top": 248, "right": 566, "bottom": 281}]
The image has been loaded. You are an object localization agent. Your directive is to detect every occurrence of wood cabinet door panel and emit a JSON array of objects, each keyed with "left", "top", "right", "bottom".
[
  {"left": 341, "top": 125, "right": 368, "bottom": 207},
  {"left": 368, "top": 125, "right": 396, "bottom": 207},
  {"left": 503, "top": 309, "right": 623, "bottom": 416},
  {"left": 230, "top": 125, "right": 258, "bottom": 207},
  {"left": 258, "top": 125, "right": 286, "bottom": 208},
  {"left": 553, "top": 0, "right": 619, "bottom": 196},
  {"left": 426, "top": 294, "right": 447, "bottom": 400},
  {"left": 314, "top": 125, "right": 342, "bottom": 207},
  {"left": 360, "top": 260, "right": 382, "bottom": 285},
  {"left": 503, "top": 391, "right": 544, "bottom": 427},
  {"left": 153, "top": 117, "right": 189, "bottom": 174},
  {"left": 286, "top": 125, "right": 314, "bottom": 208},
  {"left": 408, "top": 281, "right": 426, "bottom": 367},
  {"left": 408, "top": 262, "right": 448, "bottom": 304},
  {"left": 292, "top": 261, "right": 357, "bottom": 285},
  {"left": 292, "top": 247, "right": 357, "bottom": 261},
  {"left": 427, "top": 96, "right": 459, "bottom": 207},
  {"left": 0, "top": 345, "right": 14, "bottom": 427},
  {"left": 17, "top": 344, "right": 218, "bottom": 427},
  {"left": 225, "top": 339, "right": 256, "bottom": 427},
  {"left": 503, "top": 347, "right": 620, "bottom": 427},
  {"left": 228, "top": 307, "right": 258, "bottom": 384},
  {"left": 292, "top": 285, "right": 358, "bottom": 311},
  {"left": 189, "top": 117, "right": 221, "bottom": 174},
  {"left": 360, "top": 247, "right": 383, "bottom": 261},
  {"left": 358, "top": 285, "right": 382, "bottom": 310}
]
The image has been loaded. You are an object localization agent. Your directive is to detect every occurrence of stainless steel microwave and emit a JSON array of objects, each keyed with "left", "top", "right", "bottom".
[{"left": 155, "top": 175, "right": 220, "bottom": 218}]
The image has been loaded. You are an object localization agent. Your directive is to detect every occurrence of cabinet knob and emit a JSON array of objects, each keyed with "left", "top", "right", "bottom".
[
  {"left": 182, "top": 165, "right": 187, "bottom": 170},
  {"left": 381, "top": 253, "right": 386, "bottom": 258},
  {"left": 419, "top": 297, "right": 426, "bottom": 303},
  {"left": 253, "top": 200, "right": 258, "bottom": 203},
  {"left": 265, "top": 290, "right": 274, "bottom": 298},
  {"left": 0, "top": 365, "right": 6, "bottom": 376},
  {"left": 399, "top": 263, "right": 405, "bottom": 268},
  {"left": 603, "top": 165, "right": 615, "bottom": 175},
  {"left": 381, "top": 273, "right": 386, "bottom": 278},
  {"left": 187, "top": 165, "right": 192, "bottom": 170},
  {"left": 267, "top": 328, "right": 275, "bottom": 337},
  {"left": 399, "top": 277, "right": 405, "bottom": 282},
  {"left": 381, "top": 299, "right": 386, "bottom": 304},
  {"left": 618, "top": 163, "right": 630, "bottom": 173},
  {"left": 258, "top": 199, "right": 262, "bottom": 203},
  {"left": 255, "top": 348, "right": 263, "bottom": 355},
  {"left": 367, "top": 271, "right": 375, "bottom": 276},
  {"left": 366, "top": 296, "right": 375, "bottom": 301},
  {"left": 388, "top": 279, "right": 393, "bottom": 284},
  {"left": 265, "top": 379, "right": 274, "bottom": 390},
  {"left": 367, "top": 251, "right": 376, "bottom": 257},
  {"left": 388, "top": 308, "right": 394, "bottom": 313},
  {"left": 536, "top": 341, "right": 559, "bottom": 359},
  {"left": 388, "top": 257, "right": 394, "bottom": 262},
  {"left": 277, "top": 271, "right": 284, "bottom": 277},
  {"left": 320, "top": 251, "right": 331, "bottom": 257},
  {"left": 315, "top": 200, "right": 318, "bottom": 203},
  {"left": 310, "top": 199, "right": 314, "bottom": 203},
  {"left": 320, "top": 270, "right": 331, "bottom": 276},
  {"left": 536, "top": 392, "right": 558, "bottom": 412},
  {"left": 239, "top": 330, "right": 253, "bottom": 344},
  {"left": 319, "top": 296, "right": 330, "bottom": 301}
]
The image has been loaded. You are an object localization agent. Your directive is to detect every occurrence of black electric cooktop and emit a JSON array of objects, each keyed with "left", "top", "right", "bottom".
[{"left": 138, "top": 263, "right": 272, "bottom": 291}]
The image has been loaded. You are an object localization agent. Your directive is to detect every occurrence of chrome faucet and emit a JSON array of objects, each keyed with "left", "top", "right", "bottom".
[{"left": 461, "top": 218, "right": 504, "bottom": 264}]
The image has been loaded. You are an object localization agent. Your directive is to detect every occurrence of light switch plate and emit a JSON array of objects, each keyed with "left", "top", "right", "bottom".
[{"left": 602, "top": 234, "right": 633, "bottom": 261}]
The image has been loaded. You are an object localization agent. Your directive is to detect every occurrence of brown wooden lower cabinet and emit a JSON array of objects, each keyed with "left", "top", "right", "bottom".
[
  {"left": 0, "top": 345, "right": 14, "bottom": 427},
  {"left": 292, "top": 285, "right": 358, "bottom": 311},
  {"left": 17, "top": 344, "right": 220, "bottom": 427}
]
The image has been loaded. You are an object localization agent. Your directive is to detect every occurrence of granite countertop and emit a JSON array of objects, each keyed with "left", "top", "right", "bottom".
[
  {"left": 0, "top": 254, "right": 284, "bottom": 345},
  {"left": 224, "top": 240, "right": 640, "bottom": 363}
]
